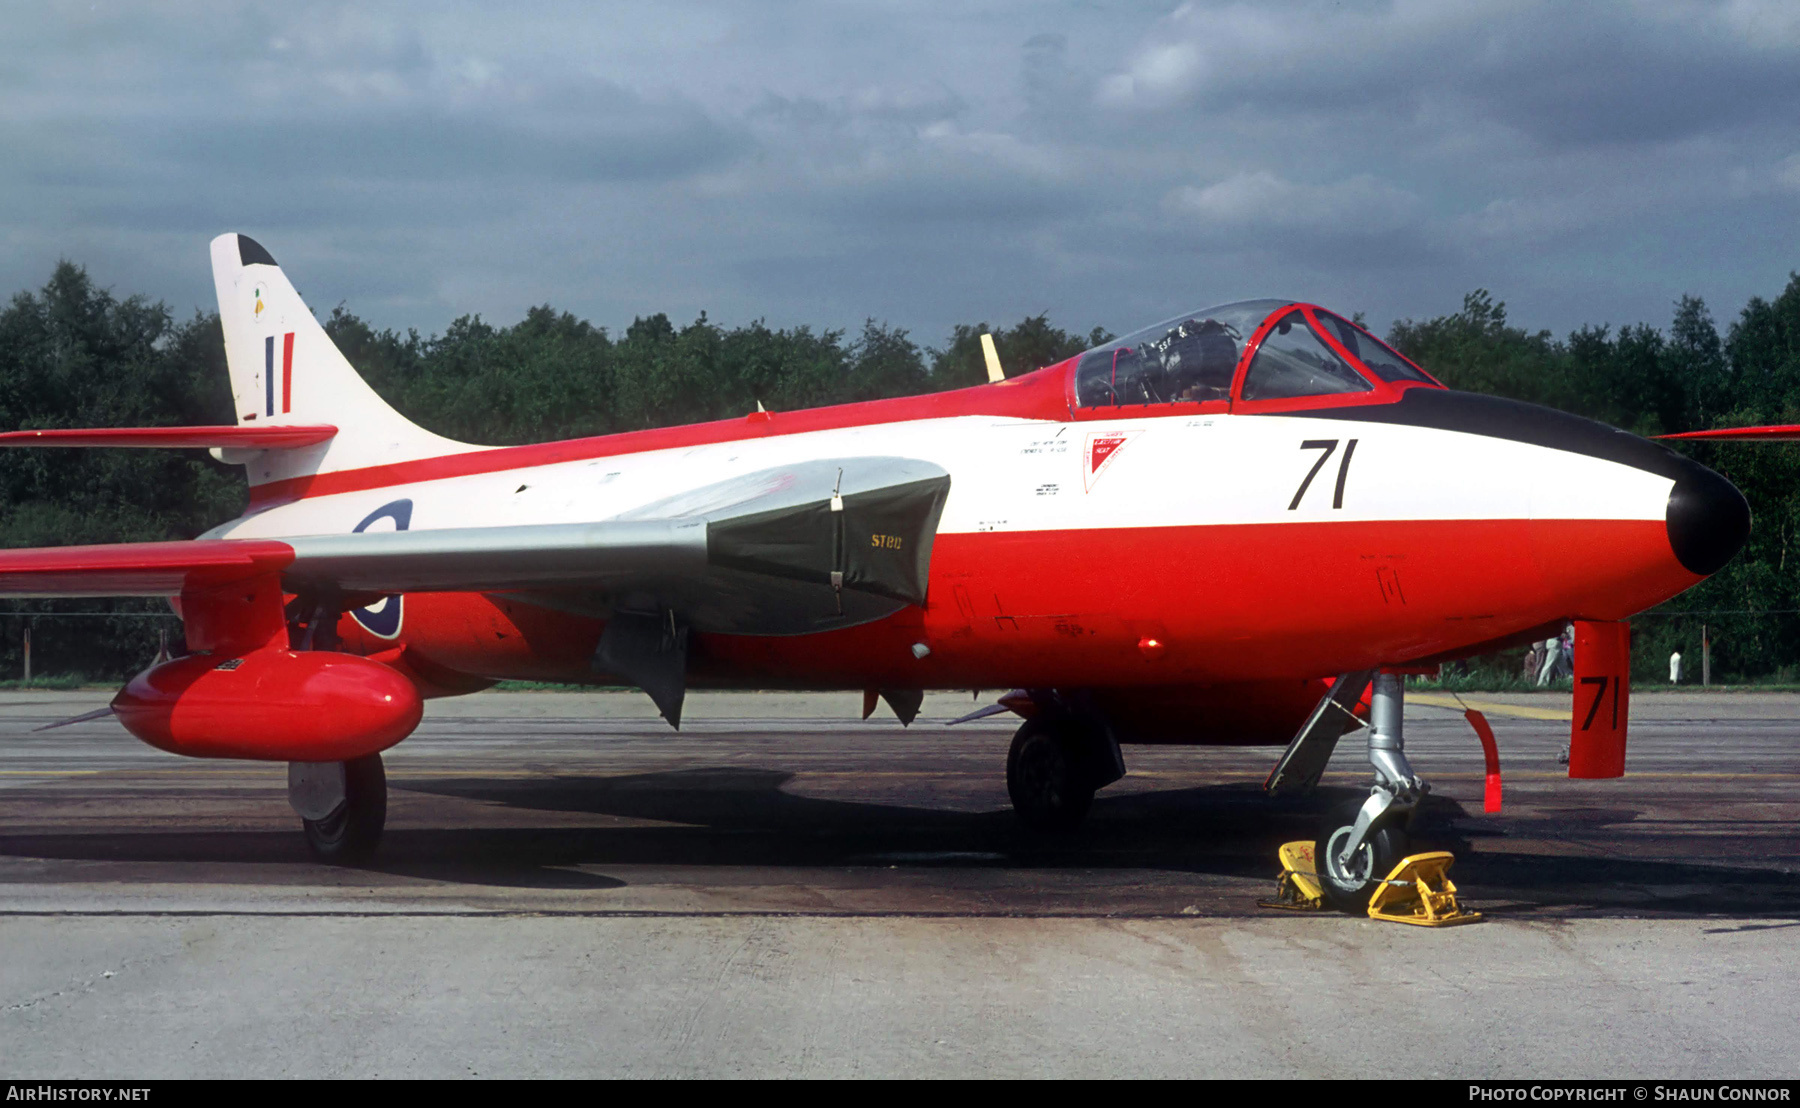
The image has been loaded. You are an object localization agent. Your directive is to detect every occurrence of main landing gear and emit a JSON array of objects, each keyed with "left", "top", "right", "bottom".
[
  {"left": 282, "top": 593, "right": 389, "bottom": 864},
  {"left": 1314, "top": 672, "right": 1424, "bottom": 909},
  {"left": 288, "top": 753, "right": 388, "bottom": 864},
  {"left": 1005, "top": 696, "right": 1125, "bottom": 832}
]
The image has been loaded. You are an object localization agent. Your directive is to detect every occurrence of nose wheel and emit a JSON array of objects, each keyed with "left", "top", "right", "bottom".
[
  {"left": 289, "top": 753, "right": 388, "bottom": 864},
  {"left": 1316, "top": 799, "right": 1411, "bottom": 909}
]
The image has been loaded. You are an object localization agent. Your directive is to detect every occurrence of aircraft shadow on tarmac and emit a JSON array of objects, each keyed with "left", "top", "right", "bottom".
[
  {"left": 387, "top": 769, "right": 1800, "bottom": 917},
  {"left": 3, "top": 766, "right": 1796, "bottom": 917}
]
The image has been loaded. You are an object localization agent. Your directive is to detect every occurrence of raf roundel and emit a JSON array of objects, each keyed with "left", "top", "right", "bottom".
[{"left": 349, "top": 499, "right": 413, "bottom": 639}]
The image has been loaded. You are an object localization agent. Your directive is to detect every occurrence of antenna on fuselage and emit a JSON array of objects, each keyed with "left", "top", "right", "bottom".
[{"left": 979, "top": 332, "right": 1005, "bottom": 383}]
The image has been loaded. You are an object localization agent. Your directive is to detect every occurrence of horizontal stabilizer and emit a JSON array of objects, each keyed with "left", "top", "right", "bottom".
[
  {"left": 0, "top": 425, "right": 337, "bottom": 449},
  {"left": 1657, "top": 425, "right": 1800, "bottom": 442}
]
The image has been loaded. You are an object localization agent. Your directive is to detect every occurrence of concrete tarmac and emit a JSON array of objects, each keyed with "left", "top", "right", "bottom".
[{"left": 2, "top": 688, "right": 1797, "bottom": 1078}]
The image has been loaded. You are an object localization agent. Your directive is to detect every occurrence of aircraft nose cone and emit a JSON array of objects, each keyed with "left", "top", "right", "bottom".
[
  {"left": 1666, "top": 459, "right": 1750, "bottom": 576},
  {"left": 1302, "top": 387, "right": 1753, "bottom": 580}
]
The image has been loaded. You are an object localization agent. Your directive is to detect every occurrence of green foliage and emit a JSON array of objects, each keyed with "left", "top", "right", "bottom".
[
  {"left": 325, "top": 307, "right": 944, "bottom": 444},
  {"left": 1390, "top": 291, "right": 1571, "bottom": 410},
  {"left": 930, "top": 315, "right": 1112, "bottom": 390}
]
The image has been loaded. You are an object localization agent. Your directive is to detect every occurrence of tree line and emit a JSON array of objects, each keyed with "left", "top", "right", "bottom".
[{"left": 1, "top": 259, "right": 1798, "bottom": 683}]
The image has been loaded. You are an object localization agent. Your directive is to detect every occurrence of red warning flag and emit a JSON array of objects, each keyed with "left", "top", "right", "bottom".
[{"left": 1463, "top": 708, "right": 1502, "bottom": 813}]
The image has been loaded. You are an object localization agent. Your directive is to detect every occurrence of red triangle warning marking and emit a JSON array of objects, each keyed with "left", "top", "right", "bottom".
[
  {"left": 1090, "top": 436, "right": 1125, "bottom": 469},
  {"left": 1084, "top": 430, "right": 1138, "bottom": 491}
]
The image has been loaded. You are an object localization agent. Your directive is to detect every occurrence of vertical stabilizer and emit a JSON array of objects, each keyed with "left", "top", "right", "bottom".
[{"left": 209, "top": 233, "right": 481, "bottom": 486}]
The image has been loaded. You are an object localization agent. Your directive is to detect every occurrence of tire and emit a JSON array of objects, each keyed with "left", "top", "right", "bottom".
[
  {"left": 301, "top": 753, "right": 387, "bottom": 864},
  {"left": 1006, "top": 717, "right": 1095, "bottom": 832},
  {"left": 1314, "top": 799, "right": 1410, "bottom": 912}
]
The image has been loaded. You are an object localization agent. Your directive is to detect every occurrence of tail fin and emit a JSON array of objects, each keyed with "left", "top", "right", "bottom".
[{"left": 210, "top": 233, "right": 478, "bottom": 487}]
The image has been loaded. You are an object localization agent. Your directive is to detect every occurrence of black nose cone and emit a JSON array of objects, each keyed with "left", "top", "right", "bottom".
[{"left": 1667, "top": 461, "right": 1750, "bottom": 576}]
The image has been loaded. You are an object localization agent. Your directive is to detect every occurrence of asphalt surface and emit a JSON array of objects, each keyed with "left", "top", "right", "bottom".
[{"left": 3, "top": 687, "right": 1797, "bottom": 1077}]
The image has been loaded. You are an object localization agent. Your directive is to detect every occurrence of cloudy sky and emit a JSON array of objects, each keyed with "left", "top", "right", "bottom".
[{"left": 5, "top": 0, "right": 1800, "bottom": 348}]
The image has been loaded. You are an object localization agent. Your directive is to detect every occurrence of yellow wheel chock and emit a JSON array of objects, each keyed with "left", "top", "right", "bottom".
[
  {"left": 1365, "top": 851, "right": 1482, "bottom": 926},
  {"left": 1259, "top": 842, "right": 1482, "bottom": 925},
  {"left": 1258, "top": 841, "right": 1327, "bottom": 911}
]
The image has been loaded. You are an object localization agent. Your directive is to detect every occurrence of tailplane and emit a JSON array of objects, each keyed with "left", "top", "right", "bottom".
[{"left": 210, "top": 233, "right": 479, "bottom": 486}]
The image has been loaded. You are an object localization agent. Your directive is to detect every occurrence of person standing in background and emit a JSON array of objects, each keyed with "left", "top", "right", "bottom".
[
  {"left": 1670, "top": 651, "right": 1682, "bottom": 683},
  {"left": 1537, "top": 636, "right": 1560, "bottom": 686}
]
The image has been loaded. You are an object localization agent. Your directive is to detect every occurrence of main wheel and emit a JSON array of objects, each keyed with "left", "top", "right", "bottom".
[
  {"left": 1006, "top": 717, "right": 1094, "bottom": 832},
  {"left": 301, "top": 753, "right": 387, "bottom": 864},
  {"left": 1314, "top": 799, "right": 1409, "bottom": 911}
]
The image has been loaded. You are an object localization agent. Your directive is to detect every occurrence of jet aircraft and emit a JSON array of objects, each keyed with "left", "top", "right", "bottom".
[{"left": 0, "top": 235, "right": 1752, "bottom": 907}]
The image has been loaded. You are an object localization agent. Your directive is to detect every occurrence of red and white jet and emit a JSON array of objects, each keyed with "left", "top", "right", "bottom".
[{"left": 0, "top": 235, "right": 1750, "bottom": 906}]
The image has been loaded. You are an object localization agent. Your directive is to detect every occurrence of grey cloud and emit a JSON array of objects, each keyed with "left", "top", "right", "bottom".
[
  {"left": 154, "top": 105, "right": 747, "bottom": 186},
  {"left": 1097, "top": 2, "right": 1800, "bottom": 148},
  {"left": 1455, "top": 10, "right": 1800, "bottom": 147},
  {"left": 2, "top": 0, "right": 1799, "bottom": 352}
]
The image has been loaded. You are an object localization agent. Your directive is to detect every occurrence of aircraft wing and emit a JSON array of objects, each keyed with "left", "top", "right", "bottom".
[
  {"left": 1657, "top": 425, "right": 1800, "bottom": 442},
  {"left": 0, "top": 539, "right": 296, "bottom": 597},
  {"left": 0, "top": 457, "right": 951, "bottom": 634}
]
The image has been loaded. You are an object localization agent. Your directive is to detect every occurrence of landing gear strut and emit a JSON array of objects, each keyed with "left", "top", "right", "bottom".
[
  {"left": 1315, "top": 672, "right": 1424, "bottom": 909},
  {"left": 1006, "top": 700, "right": 1123, "bottom": 832},
  {"left": 289, "top": 753, "right": 387, "bottom": 864}
]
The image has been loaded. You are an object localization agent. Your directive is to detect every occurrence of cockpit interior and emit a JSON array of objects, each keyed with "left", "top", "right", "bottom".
[{"left": 1072, "top": 299, "right": 1438, "bottom": 412}]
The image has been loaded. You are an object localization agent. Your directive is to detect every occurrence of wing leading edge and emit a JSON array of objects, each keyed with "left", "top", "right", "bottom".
[{"left": 0, "top": 457, "right": 951, "bottom": 635}]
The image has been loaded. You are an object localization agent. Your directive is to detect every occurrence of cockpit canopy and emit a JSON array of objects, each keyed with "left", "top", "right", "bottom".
[{"left": 1073, "top": 299, "right": 1436, "bottom": 410}]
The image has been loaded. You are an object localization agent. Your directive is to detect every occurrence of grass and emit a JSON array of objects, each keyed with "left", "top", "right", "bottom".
[
  {"left": 1415, "top": 670, "right": 1575, "bottom": 694},
  {"left": 0, "top": 674, "right": 106, "bottom": 690}
]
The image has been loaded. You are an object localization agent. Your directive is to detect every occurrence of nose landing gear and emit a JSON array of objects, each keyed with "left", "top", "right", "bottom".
[{"left": 1314, "top": 671, "right": 1425, "bottom": 910}]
